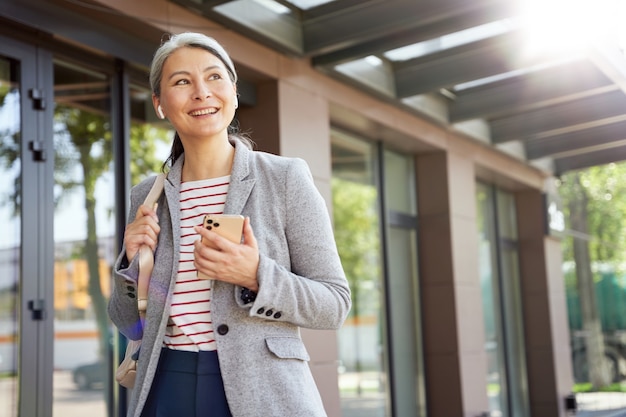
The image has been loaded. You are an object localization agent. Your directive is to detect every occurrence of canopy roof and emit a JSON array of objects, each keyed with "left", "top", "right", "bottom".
[{"left": 172, "top": 0, "right": 626, "bottom": 175}]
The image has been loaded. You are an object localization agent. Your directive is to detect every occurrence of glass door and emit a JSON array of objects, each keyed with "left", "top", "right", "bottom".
[
  {"left": 0, "top": 33, "right": 170, "bottom": 417},
  {"left": 0, "top": 42, "right": 22, "bottom": 417},
  {"left": 51, "top": 59, "right": 116, "bottom": 417},
  {"left": 0, "top": 35, "right": 55, "bottom": 417}
]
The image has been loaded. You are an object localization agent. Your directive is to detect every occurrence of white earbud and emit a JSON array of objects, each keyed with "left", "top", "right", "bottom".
[
  {"left": 234, "top": 97, "right": 239, "bottom": 110},
  {"left": 157, "top": 105, "right": 165, "bottom": 119}
]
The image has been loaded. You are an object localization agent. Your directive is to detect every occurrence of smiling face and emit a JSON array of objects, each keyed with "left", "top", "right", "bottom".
[{"left": 153, "top": 46, "right": 237, "bottom": 144}]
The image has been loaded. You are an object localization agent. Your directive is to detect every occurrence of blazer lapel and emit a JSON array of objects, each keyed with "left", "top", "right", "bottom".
[
  {"left": 162, "top": 141, "right": 255, "bottom": 215},
  {"left": 224, "top": 141, "right": 255, "bottom": 215}
]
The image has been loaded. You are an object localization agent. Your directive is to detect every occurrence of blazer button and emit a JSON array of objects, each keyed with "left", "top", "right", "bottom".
[
  {"left": 273, "top": 312, "right": 282, "bottom": 319},
  {"left": 256, "top": 307, "right": 265, "bottom": 315},
  {"left": 127, "top": 293, "right": 136, "bottom": 298},
  {"left": 126, "top": 286, "right": 135, "bottom": 292},
  {"left": 265, "top": 309, "right": 273, "bottom": 317},
  {"left": 217, "top": 324, "right": 229, "bottom": 335}
]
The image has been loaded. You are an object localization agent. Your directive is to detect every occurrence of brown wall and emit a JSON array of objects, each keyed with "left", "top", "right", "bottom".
[
  {"left": 417, "top": 151, "right": 490, "bottom": 417},
  {"left": 517, "top": 190, "right": 573, "bottom": 416}
]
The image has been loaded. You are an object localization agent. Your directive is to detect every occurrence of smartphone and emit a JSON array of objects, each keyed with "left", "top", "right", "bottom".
[
  {"left": 201, "top": 214, "right": 244, "bottom": 244},
  {"left": 198, "top": 214, "right": 245, "bottom": 280}
]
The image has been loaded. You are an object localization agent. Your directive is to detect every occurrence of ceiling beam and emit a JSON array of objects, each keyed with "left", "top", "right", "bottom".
[
  {"left": 555, "top": 144, "right": 626, "bottom": 175},
  {"left": 302, "top": 0, "right": 512, "bottom": 55},
  {"left": 526, "top": 118, "right": 626, "bottom": 160},
  {"left": 310, "top": 1, "right": 514, "bottom": 66},
  {"left": 171, "top": 0, "right": 303, "bottom": 55},
  {"left": 449, "top": 59, "right": 613, "bottom": 122},
  {"left": 588, "top": 41, "right": 626, "bottom": 94},
  {"left": 170, "top": 0, "right": 230, "bottom": 15},
  {"left": 491, "top": 89, "right": 626, "bottom": 143},
  {"left": 393, "top": 31, "right": 550, "bottom": 97}
]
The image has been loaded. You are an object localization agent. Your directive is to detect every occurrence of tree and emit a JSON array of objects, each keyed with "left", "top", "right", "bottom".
[
  {"left": 54, "top": 104, "right": 168, "bottom": 404},
  {"left": 55, "top": 106, "right": 168, "bottom": 341},
  {"left": 331, "top": 177, "right": 381, "bottom": 393},
  {"left": 559, "top": 163, "right": 626, "bottom": 387}
]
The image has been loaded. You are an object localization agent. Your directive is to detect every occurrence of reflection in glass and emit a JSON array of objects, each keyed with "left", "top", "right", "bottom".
[
  {"left": 129, "top": 83, "right": 172, "bottom": 185},
  {"left": 50, "top": 61, "right": 171, "bottom": 416},
  {"left": 52, "top": 60, "right": 114, "bottom": 416},
  {"left": 332, "top": 131, "right": 389, "bottom": 417},
  {"left": 476, "top": 183, "right": 529, "bottom": 417},
  {"left": 383, "top": 149, "right": 425, "bottom": 417},
  {"left": 0, "top": 56, "right": 20, "bottom": 417},
  {"left": 477, "top": 183, "right": 506, "bottom": 415}
]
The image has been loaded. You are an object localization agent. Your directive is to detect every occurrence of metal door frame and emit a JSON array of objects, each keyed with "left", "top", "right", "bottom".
[{"left": 1, "top": 34, "right": 55, "bottom": 417}]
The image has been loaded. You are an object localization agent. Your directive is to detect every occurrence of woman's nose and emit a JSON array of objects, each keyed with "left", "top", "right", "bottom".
[{"left": 193, "top": 82, "right": 212, "bottom": 99}]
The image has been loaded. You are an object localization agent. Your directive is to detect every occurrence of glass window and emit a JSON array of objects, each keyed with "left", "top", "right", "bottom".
[
  {"left": 383, "top": 149, "right": 425, "bottom": 417},
  {"left": 497, "top": 191, "right": 518, "bottom": 240},
  {"left": 52, "top": 59, "right": 115, "bottom": 415},
  {"left": 0, "top": 55, "right": 20, "bottom": 417},
  {"left": 332, "top": 133, "right": 425, "bottom": 416},
  {"left": 477, "top": 183, "right": 505, "bottom": 414},
  {"left": 332, "top": 131, "right": 389, "bottom": 417},
  {"left": 476, "top": 183, "right": 529, "bottom": 417},
  {"left": 50, "top": 62, "right": 170, "bottom": 416},
  {"left": 128, "top": 82, "right": 172, "bottom": 184},
  {"left": 383, "top": 150, "right": 416, "bottom": 215}
]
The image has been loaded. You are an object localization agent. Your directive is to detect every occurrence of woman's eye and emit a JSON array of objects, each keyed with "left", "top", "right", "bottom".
[
  {"left": 209, "top": 73, "right": 222, "bottom": 81},
  {"left": 174, "top": 79, "right": 189, "bottom": 85}
]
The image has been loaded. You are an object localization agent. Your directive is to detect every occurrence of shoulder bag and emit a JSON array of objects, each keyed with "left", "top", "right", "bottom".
[{"left": 115, "top": 173, "right": 165, "bottom": 389}]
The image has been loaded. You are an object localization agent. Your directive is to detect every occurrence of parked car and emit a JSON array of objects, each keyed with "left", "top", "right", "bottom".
[{"left": 72, "top": 361, "right": 105, "bottom": 390}]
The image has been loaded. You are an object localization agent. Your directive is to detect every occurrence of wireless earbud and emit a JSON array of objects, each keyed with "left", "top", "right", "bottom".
[
  {"left": 234, "top": 97, "right": 239, "bottom": 109},
  {"left": 157, "top": 105, "right": 165, "bottom": 119}
]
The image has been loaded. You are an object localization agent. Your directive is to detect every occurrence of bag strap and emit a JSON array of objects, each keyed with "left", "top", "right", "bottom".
[{"left": 137, "top": 173, "right": 165, "bottom": 323}]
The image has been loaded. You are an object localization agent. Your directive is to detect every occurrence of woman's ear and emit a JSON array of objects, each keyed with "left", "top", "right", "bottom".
[{"left": 152, "top": 94, "right": 164, "bottom": 120}]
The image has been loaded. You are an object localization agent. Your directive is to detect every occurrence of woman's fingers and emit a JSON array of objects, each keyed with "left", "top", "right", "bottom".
[
  {"left": 193, "top": 221, "right": 259, "bottom": 289},
  {"left": 125, "top": 204, "right": 160, "bottom": 261}
]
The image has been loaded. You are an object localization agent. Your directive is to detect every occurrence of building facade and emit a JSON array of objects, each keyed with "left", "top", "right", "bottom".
[{"left": 0, "top": 1, "right": 573, "bottom": 416}]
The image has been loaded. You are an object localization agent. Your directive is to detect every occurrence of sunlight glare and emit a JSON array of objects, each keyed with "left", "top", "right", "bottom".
[{"left": 518, "top": 0, "right": 624, "bottom": 54}]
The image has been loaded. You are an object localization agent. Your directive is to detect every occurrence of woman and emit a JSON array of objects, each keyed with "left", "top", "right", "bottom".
[{"left": 108, "top": 32, "right": 351, "bottom": 417}]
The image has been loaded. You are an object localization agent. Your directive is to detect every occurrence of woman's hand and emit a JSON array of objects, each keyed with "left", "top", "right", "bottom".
[
  {"left": 193, "top": 217, "right": 260, "bottom": 291},
  {"left": 124, "top": 204, "right": 160, "bottom": 262}
]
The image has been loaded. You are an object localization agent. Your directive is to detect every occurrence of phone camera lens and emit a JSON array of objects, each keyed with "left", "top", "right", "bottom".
[{"left": 214, "top": 222, "right": 220, "bottom": 227}]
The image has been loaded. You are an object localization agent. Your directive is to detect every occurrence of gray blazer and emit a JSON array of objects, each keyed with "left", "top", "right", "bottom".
[{"left": 108, "top": 140, "right": 351, "bottom": 417}]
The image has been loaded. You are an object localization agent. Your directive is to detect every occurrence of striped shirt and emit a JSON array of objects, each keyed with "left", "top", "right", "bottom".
[{"left": 163, "top": 175, "right": 230, "bottom": 352}]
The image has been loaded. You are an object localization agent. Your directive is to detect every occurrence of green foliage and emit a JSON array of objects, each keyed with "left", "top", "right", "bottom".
[
  {"left": 0, "top": 88, "right": 21, "bottom": 216},
  {"left": 129, "top": 123, "right": 171, "bottom": 184},
  {"left": 331, "top": 177, "right": 381, "bottom": 318},
  {"left": 573, "top": 382, "right": 626, "bottom": 393},
  {"left": 0, "top": 83, "right": 11, "bottom": 106},
  {"left": 54, "top": 106, "right": 112, "bottom": 210},
  {"left": 559, "top": 163, "right": 626, "bottom": 270}
]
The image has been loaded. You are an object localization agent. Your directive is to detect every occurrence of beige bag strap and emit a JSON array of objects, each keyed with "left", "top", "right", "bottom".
[{"left": 136, "top": 173, "right": 165, "bottom": 324}]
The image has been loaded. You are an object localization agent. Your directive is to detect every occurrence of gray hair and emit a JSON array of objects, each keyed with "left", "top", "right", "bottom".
[{"left": 150, "top": 32, "right": 238, "bottom": 97}]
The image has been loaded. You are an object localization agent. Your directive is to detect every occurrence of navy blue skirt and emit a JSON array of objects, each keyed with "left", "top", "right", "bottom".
[{"left": 141, "top": 348, "right": 232, "bottom": 417}]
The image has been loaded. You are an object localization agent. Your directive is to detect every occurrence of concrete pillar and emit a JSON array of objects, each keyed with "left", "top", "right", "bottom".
[
  {"left": 417, "top": 151, "right": 490, "bottom": 417},
  {"left": 516, "top": 189, "right": 573, "bottom": 416}
]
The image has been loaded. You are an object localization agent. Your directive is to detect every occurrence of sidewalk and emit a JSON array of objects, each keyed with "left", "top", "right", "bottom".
[{"left": 576, "top": 392, "right": 626, "bottom": 417}]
